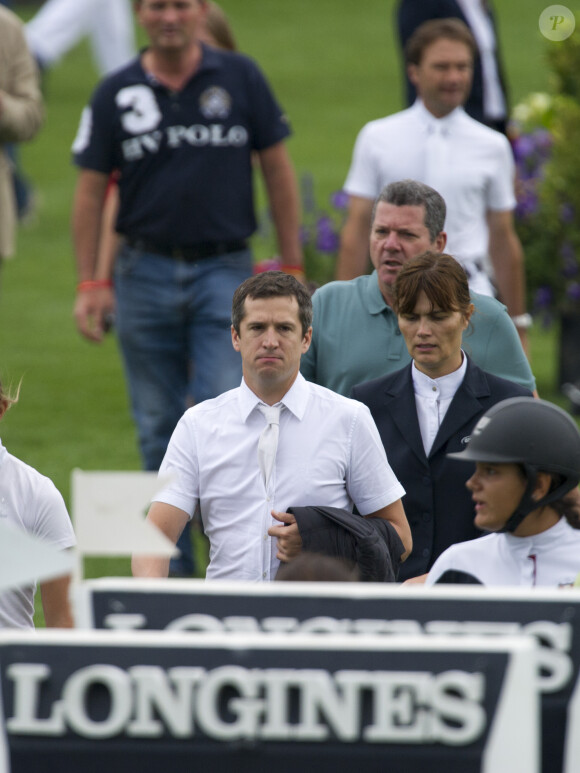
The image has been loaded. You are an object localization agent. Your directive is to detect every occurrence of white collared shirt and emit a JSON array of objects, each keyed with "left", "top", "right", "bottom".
[
  {"left": 426, "top": 518, "right": 580, "bottom": 587},
  {"left": 0, "top": 440, "right": 76, "bottom": 628},
  {"left": 344, "top": 101, "right": 516, "bottom": 295},
  {"left": 456, "top": 0, "right": 506, "bottom": 120},
  {"left": 412, "top": 354, "right": 468, "bottom": 456},
  {"left": 155, "top": 373, "right": 405, "bottom": 581}
]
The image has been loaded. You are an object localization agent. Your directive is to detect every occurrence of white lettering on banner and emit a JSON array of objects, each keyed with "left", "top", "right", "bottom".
[
  {"left": 5, "top": 664, "right": 487, "bottom": 745},
  {"left": 160, "top": 614, "right": 573, "bottom": 694},
  {"left": 426, "top": 620, "right": 573, "bottom": 693}
]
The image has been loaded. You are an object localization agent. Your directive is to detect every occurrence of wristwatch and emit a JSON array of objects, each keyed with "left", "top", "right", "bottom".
[{"left": 510, "top": 313, "right": 533, "bottom": 329}]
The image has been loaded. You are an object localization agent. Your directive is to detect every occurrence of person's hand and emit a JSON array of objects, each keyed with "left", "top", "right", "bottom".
[
  {"left": 402, "top": 573, "right": 428, "bottom": 585},
  {"left": 74, "top": 285, "right": 115, "bottom": 342},
  {"left": 267, "top": 510, "right": 302, "bottom": 562}
]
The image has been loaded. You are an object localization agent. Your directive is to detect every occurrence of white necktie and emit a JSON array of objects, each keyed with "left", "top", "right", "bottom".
[
  {"left": 257, "top": 404, "right": 281, "bottom": 489},
  {"left": 423, "top": 122, "right": 449, "bottom": 189}
]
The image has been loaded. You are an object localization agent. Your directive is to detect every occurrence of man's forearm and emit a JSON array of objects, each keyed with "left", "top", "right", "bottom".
[
  {"left": 335, "top": 196, "right": 373, "bottom": 280},
  {"left": 132, "top": 555, "right": 170, "bottom": 578},
  {"left": 490, "top": 234, "right": 526, "bottom": 317},
  {"left": 259, "top": 143, "right": 303, "bottom": 269},
  {"left": 72, "top": 171, "right": 109, "bottom": 282}
]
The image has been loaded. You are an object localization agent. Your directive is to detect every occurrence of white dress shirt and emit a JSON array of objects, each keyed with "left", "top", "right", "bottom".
[
  {"left": 344, "top": 101, "right": 516, "bottom": 296},
  {"left": 456, "top": 0, "right": 506, "bottom": 120},
  {"left": 426, "top": 518, "right": 580, "bottom": 587},
  {"left": 155, "top": 374, "right": 405, "bottom": 581},
  {"left": 0, "top": 440, "right": 76, "bottom": 628},
  {"left": 412, "top": 354, "right": 468, "bottom": 456}
]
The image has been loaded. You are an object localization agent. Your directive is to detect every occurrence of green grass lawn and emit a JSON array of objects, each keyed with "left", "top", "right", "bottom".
[{"left": 2, "top": 1, "right": 573, "bottom": 620}]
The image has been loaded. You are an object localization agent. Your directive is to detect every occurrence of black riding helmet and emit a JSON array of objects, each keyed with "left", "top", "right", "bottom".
[{"left": 448, "top": 397, "right": 580, "bottom": 532}]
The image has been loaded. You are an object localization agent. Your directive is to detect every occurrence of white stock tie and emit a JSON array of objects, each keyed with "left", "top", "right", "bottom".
[
  {"left": 257, "top": 404, "right": 281, "bottom": 489},
  {"left": 423, "top": 122, "right": 449, "bottom": 189}
]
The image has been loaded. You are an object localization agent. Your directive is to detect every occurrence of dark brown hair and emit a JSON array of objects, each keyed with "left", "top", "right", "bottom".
[
  {"left": 275, "top": 553, "right": 359, "bottom": 582},
  {"left": 393, "top": 252, "right": 471, "bottom": 316},
  {"left": 405, "top": 18, "right": 477, "bottom": 66}
]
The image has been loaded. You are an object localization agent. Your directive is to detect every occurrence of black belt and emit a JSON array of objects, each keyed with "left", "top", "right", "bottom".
[
  {"left": 463, "top": 259, "right": 485, "bottom": 279},
  {"left": 125, "top": 236, "right": 248, "bottom": 262}
]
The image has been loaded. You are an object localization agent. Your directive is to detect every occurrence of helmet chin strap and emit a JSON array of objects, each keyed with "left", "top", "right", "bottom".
[
  {"left": 500, "top": 465, "right": 577, "bottom": 533},
  {"left": 500, "top": 465, "right": 538, "bottom": 534}
]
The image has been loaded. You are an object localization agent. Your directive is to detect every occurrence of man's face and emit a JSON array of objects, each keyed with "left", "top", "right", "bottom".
[
  {"left": 136, "top": 0, "right": 206, "bottom": 53},
  {"left": 408, "top": 38, "right": 473, "bottom": 118},
  {"left": 231, "top": 296, "right": 312, "bottom": 401},
  {"left": 369, "top": 201, "right": 445, "bottom": 302}
]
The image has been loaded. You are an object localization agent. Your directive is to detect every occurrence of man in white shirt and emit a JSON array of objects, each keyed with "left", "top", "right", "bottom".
[
  {"left": 397, "top": 0, "right": 509, "bottom": 134},
  {"left": 132, "top": 272, "right": 410, "bottom": 581},
  {"left": 336, "top": 18, "right": 526, "bottom": 332}
]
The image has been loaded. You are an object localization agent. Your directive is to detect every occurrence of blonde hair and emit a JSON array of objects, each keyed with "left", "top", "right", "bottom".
[
  {"left": 202, "top": 2, "right": 237, "bottom": 51},
  {"left": 0, "top": 378, "right": 21, "bottom": 416}
]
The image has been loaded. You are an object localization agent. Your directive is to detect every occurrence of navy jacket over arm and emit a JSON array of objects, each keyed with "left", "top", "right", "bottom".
[{"left": 351, "top": 358, "right": 531, "bottom": 581}]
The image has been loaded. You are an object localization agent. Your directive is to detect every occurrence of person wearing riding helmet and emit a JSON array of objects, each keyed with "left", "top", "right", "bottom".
[{"left": 425, "top": 396, "right": 580, "bottom": 586}]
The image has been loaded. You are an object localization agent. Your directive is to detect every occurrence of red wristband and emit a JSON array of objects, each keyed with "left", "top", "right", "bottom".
[
  {"left": 280, "top": 265, "right": 306, "bottom": 281},
  {"left": 77, "top": 279, "right": 113, "bottom": 292}
]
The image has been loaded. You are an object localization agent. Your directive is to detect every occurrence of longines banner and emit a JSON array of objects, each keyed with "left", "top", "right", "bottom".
[
  {"left": 75, "top": 580, "right": 580, "bottom": 773},
  {"left": 0, "top": 630, "right": 536, "bottom": 773}
]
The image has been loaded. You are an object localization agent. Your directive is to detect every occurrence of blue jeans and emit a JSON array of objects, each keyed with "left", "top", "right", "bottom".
[{"left": 114, "top": 244, "right": 253, "bottom": 574}]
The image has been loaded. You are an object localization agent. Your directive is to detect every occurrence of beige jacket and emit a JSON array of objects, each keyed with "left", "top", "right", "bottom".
[{"left": 0, "top": 6, "right": 43, "bottom": 258}]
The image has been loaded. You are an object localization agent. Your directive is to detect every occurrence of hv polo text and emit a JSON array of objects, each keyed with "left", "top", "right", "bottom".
[{"left": 6, "top": 664, "right": 487, "bottom": 744}]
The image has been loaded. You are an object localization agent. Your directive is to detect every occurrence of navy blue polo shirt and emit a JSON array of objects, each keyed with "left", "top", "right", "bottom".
[{"left": 72, "top": 44, "right": 291, "bottom": 245}]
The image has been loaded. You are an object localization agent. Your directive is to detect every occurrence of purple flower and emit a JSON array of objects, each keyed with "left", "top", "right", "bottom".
[
  {"left": 533, "top": 129, "right": 552, "bottom": 153},
  {"left": 315, "top": 215, "right": 340, "bottom": 253},
  {"left": 516, "top": 189, "right": 538, "bottom": 219},
  {"left": 513, "top": 134, "right": 536, "bottom": 163},
  {"left": 534, "top": 286, "right": 553, "bottom": 308},
  {"left": 561, "top": 203, "right": 575, "bottom": 224},
  {"left": 330, "top": 190, "right": 349, "bottom": 210},
  {"left": 566, "top": 282, "right": 580, "bottom": 302}
]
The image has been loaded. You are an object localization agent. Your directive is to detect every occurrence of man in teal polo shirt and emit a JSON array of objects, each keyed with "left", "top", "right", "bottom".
[{"left": 300, "top": 179, "right": 536, "bottom": 396}]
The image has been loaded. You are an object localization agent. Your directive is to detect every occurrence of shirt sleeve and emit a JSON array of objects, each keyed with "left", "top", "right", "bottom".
[
  {"left": 343, "top": 123, "right": 382, "bottom": 200},
  {"left": 32, "top": 476, "right": 76, "bottom": 550},
  {"left": 465, "top": 297, "right": 536, "bottom": 392},
  {"left": 346, "top": 401, "right": 405, "bottom": 514},
  {"left": 486, "top": 134, "right": 516, "bottom": 212},
  {"left": 71, "top": 80, "right": 117, "bottom": 173},
  {"left": 153, "top": 413, "right": 200, "bottom": 519},
  {"left": 243, "top": 55, "right": 292, "bottom": 151}
]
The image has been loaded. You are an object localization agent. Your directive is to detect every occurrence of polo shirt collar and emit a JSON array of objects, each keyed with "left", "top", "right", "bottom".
[
  {"left": 238, "top": 372, "right": 309, "bottom": 422},
  {"left": 365, "top": 271, "right": 395, "bottom": 317},
  {"left": 138, "top": 41, "right": 222, "bottom": 88}
]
